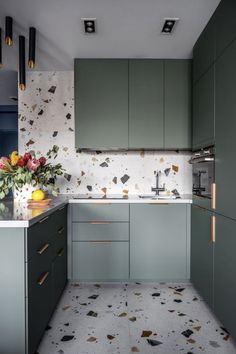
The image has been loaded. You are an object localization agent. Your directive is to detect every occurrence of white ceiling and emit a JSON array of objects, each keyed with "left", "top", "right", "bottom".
[{"left": 0, "top": 0, "right": 221, "bottom": 71}]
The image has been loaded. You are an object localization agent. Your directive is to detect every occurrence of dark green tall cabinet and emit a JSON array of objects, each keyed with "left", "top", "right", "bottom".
[
  {"left": 191, "top": 205, "right": 214, "bottom": 308},
  {"left": 75, "top": 59, "right": 129, "bottom": 149},
  {"left": 214, "top": 214, "right": 236, "bottom": 340},
  {"left": 192, "top": 66, "right": 215, "bottom": 149},
  {"left": 215, "top": 39, "right": 236, "bottom": 221},
  {"left": 129, "top": 60, "right": 164, "bottom": 149}
]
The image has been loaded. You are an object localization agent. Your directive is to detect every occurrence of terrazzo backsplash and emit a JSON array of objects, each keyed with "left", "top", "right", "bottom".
[{"left": 18, "top": 71, "right": 192, "bottom": 195}]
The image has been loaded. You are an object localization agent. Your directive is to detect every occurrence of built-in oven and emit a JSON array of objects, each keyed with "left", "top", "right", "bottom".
[{"left": 189, "top": 147, "right": 215, "bottom": 208}]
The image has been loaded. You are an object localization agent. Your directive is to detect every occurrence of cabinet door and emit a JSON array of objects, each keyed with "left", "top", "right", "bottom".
[
  {"left": 53, "top": 245, "right": 67, "bottom": 306},
  {"left": 129, "top": 60, "right": 164, "bottom": 148},
  {"left": 215, "top": 40, "right": 236, "bottom": 220},
  {"left": 75, "top": 59, "right": 128, "bottom": 149},
  {"left": 72, "top": 241, "right": 129, "bottom": 280},
  {"left": 164, "top": 60, "right": 192, "bottom": 149},
  {"left": 130, "top": 204, "right": 188, "bottom": 280},
  {"left": 193, "top": 14, "right": 216, "bottom": 82},
  {"left": 191, "top": 205, "right": 214, "bottom": 308},
  {"left": 192, "top": 66, "right": 215, "bottom": 149},
  {"left": 215, "top": 0, "right": 236, "bottom": 58},
  {"left": 214, "top": 214, "right": 236, "bottom": 340}
]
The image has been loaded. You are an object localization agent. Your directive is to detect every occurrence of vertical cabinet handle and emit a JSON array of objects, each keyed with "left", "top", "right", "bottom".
[
  {"left": 211, "top": 183, "right": 216, "bottom": 209},
  {"left": 211, "top": 215, "right": 216, "bottom": 243},
  {"left": 37, "top": 271, "right": 49, "bottom": 285}
]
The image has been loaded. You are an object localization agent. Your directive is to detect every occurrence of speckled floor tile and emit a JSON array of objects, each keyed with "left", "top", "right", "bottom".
[{"left": 37, "top": 282, "right": 236, "bottom": 354}]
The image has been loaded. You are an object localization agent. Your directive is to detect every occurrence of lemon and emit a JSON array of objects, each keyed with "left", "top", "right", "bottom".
[{"left": 32, "top": 189, "right": 46, "bottom": 201}]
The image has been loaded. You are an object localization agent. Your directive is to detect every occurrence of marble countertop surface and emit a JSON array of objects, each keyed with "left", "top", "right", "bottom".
[{"left": 0, "top": 193, "right": 192, "bottom": 228}]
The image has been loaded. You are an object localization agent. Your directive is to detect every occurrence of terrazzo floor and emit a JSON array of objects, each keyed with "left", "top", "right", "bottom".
[{"left": 38, "top": 282, "right": 236, "bottom": 354}]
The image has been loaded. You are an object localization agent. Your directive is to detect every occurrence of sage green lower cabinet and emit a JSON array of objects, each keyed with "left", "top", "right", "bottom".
[
  {"left": 214, "top": 214, "right": 236, "bottom": 341},
  {"left": 72, "top": 241, "right": 129, "bottom": 280},
  {"left": 191, "top": 205, "right": 214, "bottom": 308},
  {"left": 130, "top": 204, "right": 189, "bottom": 281}
]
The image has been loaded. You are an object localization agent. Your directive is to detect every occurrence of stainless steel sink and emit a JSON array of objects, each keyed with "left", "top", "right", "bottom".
[{"left": 138, "top": 194, "right": 178, "bottom": 200}]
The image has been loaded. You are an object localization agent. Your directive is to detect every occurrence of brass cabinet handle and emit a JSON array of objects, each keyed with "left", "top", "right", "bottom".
[
  {"left": 211, "top": 215, "right": 216, "bottom": 243},
  {"left": 90, "top": 221, "right": 112, "bottom": 225},
  {"left": 37, "top": 271, "right": 49, "bottom": 286},
  {"left": 57, "top": 248, "right": 64, "bottom": 257},
  {"left": 59, "top": 206, "right": 66, "bottom": 210},
  {"left": 37, "top": 243, "right": 50, "bottom": 255},
  {"left": 39, "top": 216, "right": 49, "bottom": 224},
  {"left": 90, "top": 240, "right": 112, "bottom": 243},
  {"left": 58, "top": 226, "right": 65, "bottom": 234},
  {"left": 211, "top": 183, "right": 216, "bottom": 209}
]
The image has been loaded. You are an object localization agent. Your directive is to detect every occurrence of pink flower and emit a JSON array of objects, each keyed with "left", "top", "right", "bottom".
[
  {"left": 27, "top": 158, "right": 41, "bottom": 171},
  {"left": 0, "top": 157, "right": 10, "bottom": 171},
  {"left": 39, "top": 157, "right": 46, "bottom": 166}
]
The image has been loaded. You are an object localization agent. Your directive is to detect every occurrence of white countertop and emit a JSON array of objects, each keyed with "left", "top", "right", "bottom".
[{"left": 0, "top": 194, "right": 192, "bottom": 228}]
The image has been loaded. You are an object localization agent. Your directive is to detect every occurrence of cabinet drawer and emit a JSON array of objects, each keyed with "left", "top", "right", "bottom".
[
  {"left": 72, "top": 204, "right": 129, "bottom": 222},
  {"left": 72, "top": 241, "right": 129, "bottom": 280},
  {"left": 27, "top": 214, "right": 55, "bottom": 261},
  {"left": 72, "top": 222, "right": 129, "bottom": 241}
]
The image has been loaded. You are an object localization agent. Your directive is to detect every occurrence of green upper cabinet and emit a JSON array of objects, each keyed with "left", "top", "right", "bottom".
[
  {"left": 193, "top": 14, "right": 216, "bottom": 83},
  {"left": 74, "top": 59, "right": 129, "bottom": 149},
  {"left": 129, "top": 60, "right": 164, "bottom": 149},
  {"left": 215, "top": 0, "right": 236, "bottom": 58},
  {"left": 192, "top": 65, "right": 215, "bottom": 150},
  {"left": 191, "top": 205, "right": 214, "bottom": 308},
  {"left": 164, "top": 60, "right": 192, "bottom": 149},
  {"left": 215, "top": 39, "right": 236, "bottom": 220},
  {"left": 75, "top": 59, "right": 191, "bottom": 150}
]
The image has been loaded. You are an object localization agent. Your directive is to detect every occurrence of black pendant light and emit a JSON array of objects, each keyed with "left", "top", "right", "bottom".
[
  {"left": 5, "top": 16, "right": 13, "bottom": 46},
  {"left": 28, "top": 27, "right": 36, "bottom": 69},
  {"left": 0, "top": 28, "right": 2, "bottom": 68},
  {"left": 19, "top": 36, "right": 26, "bottom": 91}
]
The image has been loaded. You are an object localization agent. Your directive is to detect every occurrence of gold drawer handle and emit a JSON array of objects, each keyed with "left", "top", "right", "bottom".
[
  {"left": 57, "top": 248, "right": 64, "bottom": 257},
  {"left": 90, "top": 221, "right": 112, "bottom": 225},
  {"left": 37, "top": 271, "right": 49, "bottom": 286},
  {"left": 59, "top": 206, "right": 66, "bottom": 211},
  {"left": 37, "top": 243, "right": 50, "bottom": 255},
  {"left": 211, "top": 183, "right": 216, "bottom": 209},
  {"left": 211, "top": 216, "right": 216, "bottom": 243},
  {"left": 58, "top": 226, "right": 65, "bottom": 234},
  {"left": 39, "top": 216, "right": 49, "bottom": 224},
  {"left": 90, "top": 240, "right": 112, "bottom": 243}
]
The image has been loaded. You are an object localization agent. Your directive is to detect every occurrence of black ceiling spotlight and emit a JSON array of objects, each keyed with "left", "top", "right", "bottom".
[
  {"left": 161, "top": 18, "right": 179, "bottom": 34},
  {"left": 5, "top": 16, "right": 13, "bottom": 46},
  {"left": 19, "top": 36, "right": 26, "bottom": 91},
  {"left": 28, "top": 27, "right": 36, "bottom": 69},
  {"left": 0, "top": 28, "right": 2, "bottom": 68},
  {"left": 82, "top": 18, "right": 96, "bottom": 33}
]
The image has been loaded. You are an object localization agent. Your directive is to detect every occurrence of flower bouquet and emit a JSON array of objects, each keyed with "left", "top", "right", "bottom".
[{"left": 0, "top": 145, "right": 64, "bottom": 200}]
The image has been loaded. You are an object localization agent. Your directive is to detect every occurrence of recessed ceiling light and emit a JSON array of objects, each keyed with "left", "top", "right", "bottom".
[
  {"left": 161, "top": 18, "right": 179, "bottom": 34},
  {"left": 81, "top": 18, "right": 96, "bottom": 34}
]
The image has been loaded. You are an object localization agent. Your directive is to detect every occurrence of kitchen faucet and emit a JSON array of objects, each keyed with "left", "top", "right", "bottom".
[{"left": 152, "top": 171, "right": 165, "bottom": 196}]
